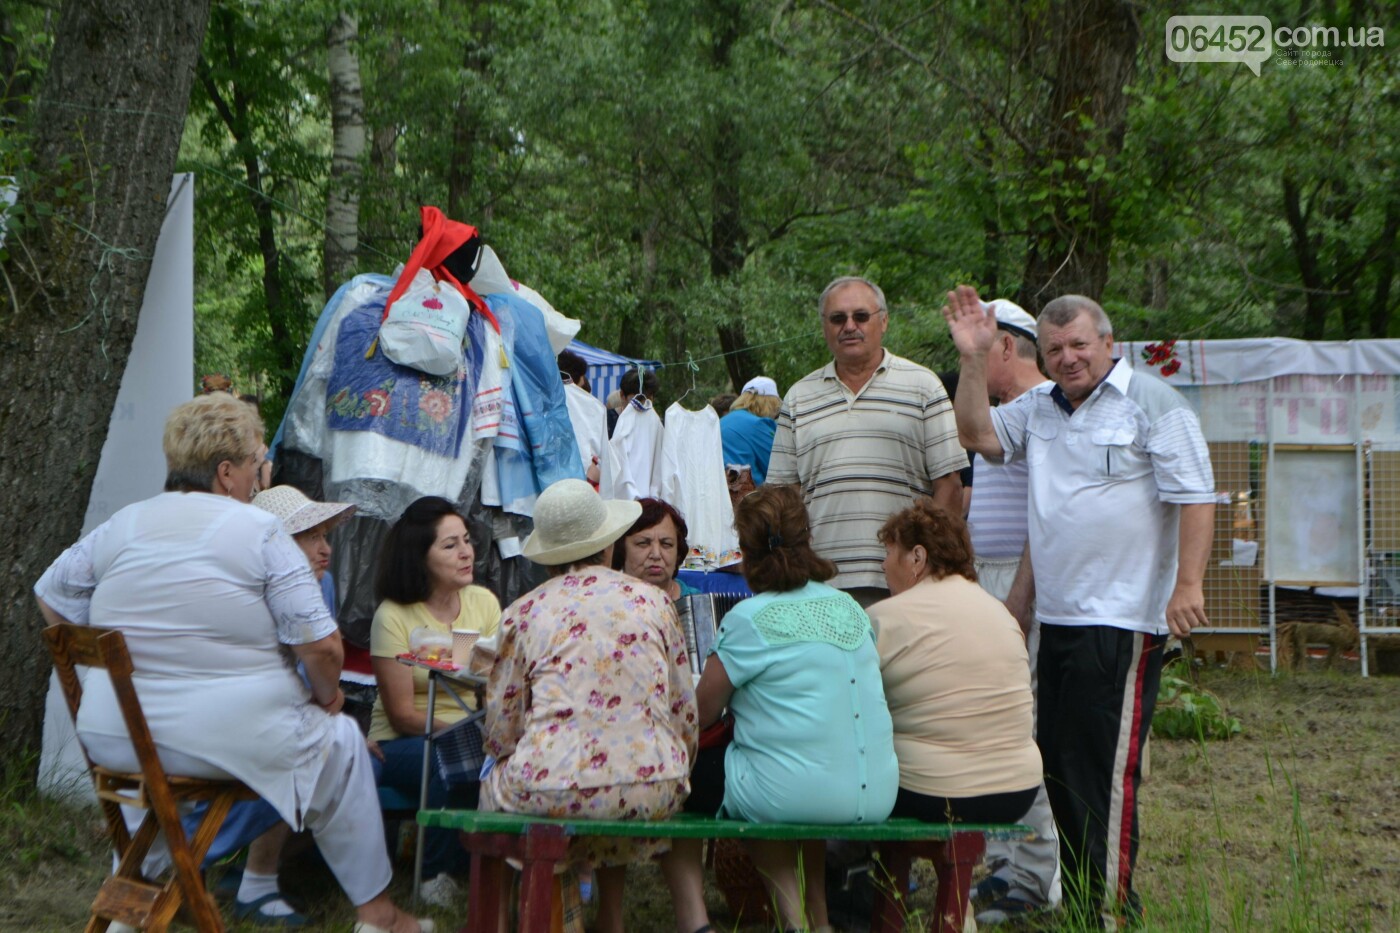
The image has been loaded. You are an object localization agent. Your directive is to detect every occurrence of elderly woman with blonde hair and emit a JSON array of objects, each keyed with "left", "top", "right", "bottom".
[
  {"left": 35, "top": 393, "right": 429, "bottom": 933},
  {"left": 719, "top": 376, "right": 781, "bottom": 486}
]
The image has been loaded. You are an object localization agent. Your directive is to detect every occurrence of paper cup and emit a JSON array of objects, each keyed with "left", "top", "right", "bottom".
[{"left": 452, "top": 629, "right": 481, "bottom": 661}]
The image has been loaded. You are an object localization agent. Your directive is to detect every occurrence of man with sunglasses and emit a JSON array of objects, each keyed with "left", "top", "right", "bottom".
[{"left": 766, "top": 276, "right": 965, "bottom": 607}]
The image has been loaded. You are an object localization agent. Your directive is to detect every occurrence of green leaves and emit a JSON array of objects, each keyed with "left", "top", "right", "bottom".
[{"left": 1155, "top": 666, "right": 1244, "bottom": 742}]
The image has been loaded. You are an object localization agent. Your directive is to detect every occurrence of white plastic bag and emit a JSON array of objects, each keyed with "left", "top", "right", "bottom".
[{"left": 378, "top": 269, "right": 470, "bottom": 376}]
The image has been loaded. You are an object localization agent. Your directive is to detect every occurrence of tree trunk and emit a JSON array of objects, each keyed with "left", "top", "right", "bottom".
[
  {"left": 323, "top": 11, "right": 364, "bottom": 300},
  {"left": 617, "top": 207, "right": 657, "bottom": 362},
  {"left": 0, "top": 0, "right": 211, "bottom": 767},
  {"left": 1369, "top": 198, "right": 1398, "bottom": 338},
  {"left": 447, "top": 0, "right": 492, "bottom": 223},
  {"left": 1018, "top": 0, "right": 1140, "bottom": 310},
  {"left": 198, "top": 7, "right": 295, "bottom": 403},
  {"left": 1282, "top": 173, "right": 1329, "bottom": 340},
  {"left": 708, "top": 0, "right": 758, "bottom": 390}
]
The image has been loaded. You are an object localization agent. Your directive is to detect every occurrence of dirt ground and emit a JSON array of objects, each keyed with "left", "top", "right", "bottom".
[{"left": 3, "top": 667, "right": 1398, "bottom": 932}]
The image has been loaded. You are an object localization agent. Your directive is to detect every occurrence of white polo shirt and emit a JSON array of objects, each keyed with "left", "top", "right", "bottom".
[{"left": 990, "top": 359, "right": 1215, "bottom": 635}]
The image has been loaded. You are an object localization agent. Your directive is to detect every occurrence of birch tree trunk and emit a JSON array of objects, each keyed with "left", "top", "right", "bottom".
[
  {"left": 0, "top": 0, "right": 211, "bottom": 765},
  {"left": 324, "top": 10, "right": 364, "bottom": 300}
]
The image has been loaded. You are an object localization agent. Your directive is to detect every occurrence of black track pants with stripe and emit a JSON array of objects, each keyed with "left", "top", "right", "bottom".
[{"left": 1037, "top": 624, "right": 1165, "bottom": 924}]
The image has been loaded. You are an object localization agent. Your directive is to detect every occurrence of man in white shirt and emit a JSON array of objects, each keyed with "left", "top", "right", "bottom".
[{"left": 946, "top": 286, "right": 1215, "bottom": 930}]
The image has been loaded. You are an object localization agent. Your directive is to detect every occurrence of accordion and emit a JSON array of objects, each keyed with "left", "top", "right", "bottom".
[{"left": 676, "top": 592, "right": 747, "bottom": 675}]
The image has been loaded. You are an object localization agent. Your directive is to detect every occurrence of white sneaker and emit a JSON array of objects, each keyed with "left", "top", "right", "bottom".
[{"left": 418, "top": 872, "right": 461, "bottom": 908}]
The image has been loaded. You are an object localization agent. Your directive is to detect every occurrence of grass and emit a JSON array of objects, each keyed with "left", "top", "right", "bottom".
[{"left": 3, "top": 667, "right": 1398, "bottom": 931}]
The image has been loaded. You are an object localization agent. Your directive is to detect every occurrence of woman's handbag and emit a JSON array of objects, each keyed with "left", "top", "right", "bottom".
[{"left": 432, "top": 708, "right": 488, "bottom": 786}]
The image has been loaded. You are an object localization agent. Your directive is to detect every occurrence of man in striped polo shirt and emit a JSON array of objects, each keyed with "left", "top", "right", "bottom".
[
  {"left": 945, "top": 286, "right": 1215, "bottom": 930},
  {"left": 767, "top": 276, "right": 965, "bottom": 606}
]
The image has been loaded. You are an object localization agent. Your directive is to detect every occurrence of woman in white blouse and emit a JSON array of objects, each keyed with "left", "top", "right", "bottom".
[{"left": 34, "top": 393, "right": 429, "bottom": 933}]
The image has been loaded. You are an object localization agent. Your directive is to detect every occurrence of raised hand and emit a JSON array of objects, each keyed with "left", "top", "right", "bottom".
[{"left": 942, "top": 284, "right": 997, "bottom": 357}]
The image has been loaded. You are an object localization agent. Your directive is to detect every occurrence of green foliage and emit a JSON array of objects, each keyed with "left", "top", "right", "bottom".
[
  {"left": 1154, "top": 663, "right": 1243, "bottom": 741},
  {"left": 0, "top": 9, "right": 54, "bottom": 256},
  {"left": 161, "top": 0, "right": 1398, "bottom": 415}
]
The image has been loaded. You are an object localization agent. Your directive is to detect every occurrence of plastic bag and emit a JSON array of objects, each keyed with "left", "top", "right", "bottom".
[{"left": 378, "top": 269, "right": 471, "bottom": 376}]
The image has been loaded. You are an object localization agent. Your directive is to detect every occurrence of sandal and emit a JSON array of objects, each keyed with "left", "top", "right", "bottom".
[{"left": 233, "top": 891, "right": 310, "bottom": 928}]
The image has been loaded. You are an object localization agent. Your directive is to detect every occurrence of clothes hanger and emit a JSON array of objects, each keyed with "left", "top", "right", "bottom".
[
  {"left": 671, "top": 354, "right": 701, "bottom": 410},
  {"left": 630, "top": 362, "right": 651, "bottom": 410}
]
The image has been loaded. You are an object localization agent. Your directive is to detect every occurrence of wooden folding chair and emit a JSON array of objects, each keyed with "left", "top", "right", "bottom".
[{"left": 44, "top": 623, "right": 258, "bottom": 933}]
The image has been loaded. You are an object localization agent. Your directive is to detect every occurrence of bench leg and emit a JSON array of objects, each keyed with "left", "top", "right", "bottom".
[
  {"left": 519, "top": 826, "right": 571, "bottom": 933},
  {"left": 465, "top": 844, "right": 505, "bottom": 933},
  {"left": 460, "top": 826, "right": 571, "bottom": 933},
  {"left": 518, "top": 854, "right": 555, "bottom": 932},
  {"left": 930, "top": 832, "right": 985, "bottom": 933}
]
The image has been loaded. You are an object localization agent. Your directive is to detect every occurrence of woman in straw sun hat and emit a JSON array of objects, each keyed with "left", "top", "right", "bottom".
[
  {"left": 482, "top": 478, "right": 699, "bottom": 933},
  {"left": 254, "top": 485, "right": 356, "bottom": 610}
]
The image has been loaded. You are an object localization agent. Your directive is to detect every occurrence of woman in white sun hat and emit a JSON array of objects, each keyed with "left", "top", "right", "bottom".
[
  {"left": 254, "top": 484, "right": 356, "bottom": 613},
  {"left": 482, "top": 478, "right": 699, "bottom": 933}
]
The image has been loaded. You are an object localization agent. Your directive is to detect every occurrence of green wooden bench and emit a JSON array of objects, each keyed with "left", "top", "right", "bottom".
[{"left": 420, "top": 809, "right": 1032, "bottom": 933}]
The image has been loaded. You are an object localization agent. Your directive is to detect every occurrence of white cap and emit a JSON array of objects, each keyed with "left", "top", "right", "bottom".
[
  {"left": 740, "top": 376, "right": 779, "bottom": 397},
  {"left": 983, "top": 299, "right": 1037, "bottom": 341}
]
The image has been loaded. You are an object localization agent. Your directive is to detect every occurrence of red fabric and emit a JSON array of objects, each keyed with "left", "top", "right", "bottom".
[
  {"left": 699, "top": 713, "right": 734, "bottom": 750},
  {"left": 381, "top": 205, "right": 499, "bottom": 333},
  {"left": 342, "top": 641, "right": 375, "bottom": 676},
  {"left": 1115, "top": 635, "right": 1150, "bottom": 903}
]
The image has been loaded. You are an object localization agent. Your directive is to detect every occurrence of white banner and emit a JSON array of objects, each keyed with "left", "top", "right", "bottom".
[
  {"left": 41, "top": 175, "right": 195, "bottom": 798},
  {"left": 1119, "top": 337, "right": 1400, "bottom": 386},
  {"left": 1181, "top": 374, "right": 1400, "bottom": 443}
]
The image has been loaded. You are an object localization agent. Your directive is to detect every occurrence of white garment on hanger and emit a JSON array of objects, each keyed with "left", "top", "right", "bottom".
[
  {"left": 606, "top": 398, "right": 664, "bottom": 500},
  {"left": 659, "top": 403, "right": 738, "bottom": 556},
  {"left": 563, "top": 383, "right": 610, "bottom": 492}
]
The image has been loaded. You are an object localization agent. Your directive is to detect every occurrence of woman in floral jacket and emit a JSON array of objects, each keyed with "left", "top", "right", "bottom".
[{"left": 482, "top": 479, "right": 698, "bottom": 933}]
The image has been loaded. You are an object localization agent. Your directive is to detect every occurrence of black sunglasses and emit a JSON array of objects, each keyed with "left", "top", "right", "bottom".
[{"left": 825, "top": 310, "right": 879, "bottom": 326}]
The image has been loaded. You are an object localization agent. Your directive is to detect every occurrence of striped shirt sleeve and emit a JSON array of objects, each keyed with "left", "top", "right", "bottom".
[
  {"left": 766, "top": 397, "right": 799, "bottom": 486},
  {"left": 1146, "top": 407, "right": 1216, "bottom": 504}
]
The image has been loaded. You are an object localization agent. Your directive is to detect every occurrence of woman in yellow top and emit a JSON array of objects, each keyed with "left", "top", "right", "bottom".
[{"left": 369, "top": 496, "right": 500, "bottom": 905}]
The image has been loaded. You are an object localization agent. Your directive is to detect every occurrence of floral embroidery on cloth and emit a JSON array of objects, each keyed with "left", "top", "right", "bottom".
[
  {"left": 1141, "top": 339, "right": 1182, "bottom": 377},
  {"left": 326, "top": 300, "right": 473, "bottom": 458}
]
